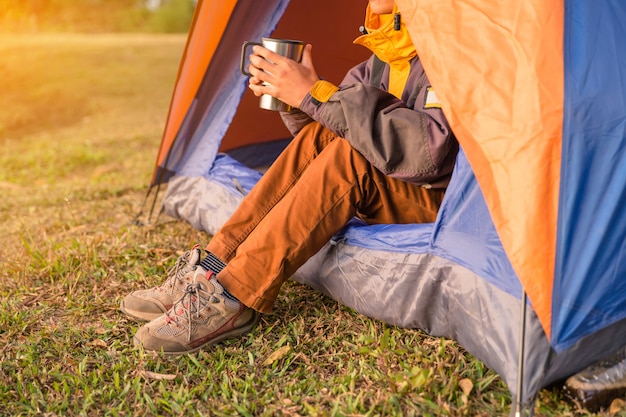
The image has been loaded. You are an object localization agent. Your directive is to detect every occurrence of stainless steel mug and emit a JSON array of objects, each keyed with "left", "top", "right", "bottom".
[{"left": 240, "top": 37, "right": 305, "bottom": 112}]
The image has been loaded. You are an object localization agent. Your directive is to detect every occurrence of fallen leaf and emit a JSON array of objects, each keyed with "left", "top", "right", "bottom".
[
  {"left": 263, "top": 345, "right": 291, "bottom": 365},
  {"left": 610, "top": 398, "right": 625, "bottom": 414},
  {"left": 459, "top": 378, "right": 473, "bottom": 396},
  {"left": 141, "top": 370, "right": 177, "bottom": 381},
  {"left": 89, "top": 339, "right": 108, "bottom": 348}
]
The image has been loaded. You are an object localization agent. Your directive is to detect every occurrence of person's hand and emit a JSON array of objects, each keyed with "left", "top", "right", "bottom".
[{"left": 247, "top": 44, "right": 319, "bottom": 108}]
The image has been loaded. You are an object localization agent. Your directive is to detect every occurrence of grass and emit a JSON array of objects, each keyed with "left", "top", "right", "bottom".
[{"left": 0, "top": 33, "right": 621, "bottom": 417}]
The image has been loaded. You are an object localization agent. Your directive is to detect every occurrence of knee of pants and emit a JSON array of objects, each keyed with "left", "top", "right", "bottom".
[{"left": 294, "top": 122, "right": 340, "bottom": 154}]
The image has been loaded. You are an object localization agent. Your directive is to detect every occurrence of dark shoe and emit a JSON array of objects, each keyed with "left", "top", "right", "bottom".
[{"left": 563, "top": 346, "right": 626, "bottom": 411}]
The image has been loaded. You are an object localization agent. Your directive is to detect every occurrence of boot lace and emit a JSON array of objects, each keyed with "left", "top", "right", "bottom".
[
  {"left": 160, "top": 248, "right": 199, "bottom": 294},
  {"left": 165, "top": 281, "right": 220, "bottom": 341}
]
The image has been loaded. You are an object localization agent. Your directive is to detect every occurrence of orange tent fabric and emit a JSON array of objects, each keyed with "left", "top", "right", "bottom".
[{"left": 397, "top": 0, "right": 564, "bottom": 338}]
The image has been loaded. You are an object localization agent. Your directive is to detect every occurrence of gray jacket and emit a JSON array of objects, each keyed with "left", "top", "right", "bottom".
[{"left": 281, "top": 54, "right": 458, "bottom": 188}]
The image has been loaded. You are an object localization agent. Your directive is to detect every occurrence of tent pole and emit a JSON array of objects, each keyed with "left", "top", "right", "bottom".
[
  {"left": 131, "top": 185, "right": 154, "bottom": 226},
  {"left": 514, "top": 290, "right": 530, "bottom": 417}
]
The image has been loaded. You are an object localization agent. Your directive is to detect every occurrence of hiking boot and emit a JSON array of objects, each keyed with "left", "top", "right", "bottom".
[
  {"left": 120, "top": 245, "right": 203, "bottom": 321},
  {"left": 133, "top": 268, "right": 260, "bottom": 355}
]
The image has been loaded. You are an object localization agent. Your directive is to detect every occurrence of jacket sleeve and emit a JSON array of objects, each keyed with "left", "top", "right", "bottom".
[
  {"left": 279, "top": 60, "right": 371, "bottom": 136},
  {"left": 298, "top": 80, "right": 457, "bottom": 187},
  {"left": 279, "top": 109, "right": 313, "bottom": 136}
]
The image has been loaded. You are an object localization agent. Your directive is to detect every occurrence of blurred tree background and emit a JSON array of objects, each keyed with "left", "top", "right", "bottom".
[{"left": 0, "top": 0, "right": 196, "bottom": 33}]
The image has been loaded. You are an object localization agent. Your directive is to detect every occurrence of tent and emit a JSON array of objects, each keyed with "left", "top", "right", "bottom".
[{"left": 144, "top": 0, "right": 626, "bottom": 414}]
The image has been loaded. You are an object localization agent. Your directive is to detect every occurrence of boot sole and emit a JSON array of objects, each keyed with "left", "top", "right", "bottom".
[{"left": 135, "top": 311, "right": 261, "bottom": 356}]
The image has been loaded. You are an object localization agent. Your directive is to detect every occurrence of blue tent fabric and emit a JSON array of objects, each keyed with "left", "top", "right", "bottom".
[{"left": 555, "top": 0, "right": 626, "bottom": 351}]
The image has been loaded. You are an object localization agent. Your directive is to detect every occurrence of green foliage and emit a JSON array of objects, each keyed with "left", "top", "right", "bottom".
[
  {"left": 0, "top": 0, "right": 195, "bottom": 33},
  {"left": 144, "top": 0, "right": 195, "bottom": 33}
]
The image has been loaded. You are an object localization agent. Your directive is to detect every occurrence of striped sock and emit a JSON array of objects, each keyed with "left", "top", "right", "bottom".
[
  {"left": 199, "top": 252, "right": 239, "bottom": 302},
  {"left": 199, "top": 252, "right": 226, "bottom": 274}
]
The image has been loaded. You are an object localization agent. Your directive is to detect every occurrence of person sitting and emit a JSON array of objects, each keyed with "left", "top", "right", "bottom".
[{"left": 120, "top": 0, "right": 458, "bottom": 355}]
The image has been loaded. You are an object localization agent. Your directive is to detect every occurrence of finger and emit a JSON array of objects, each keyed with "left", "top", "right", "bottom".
[
  {"left": 300, "top": 44, "right": 314, "bottom": 69},
  {"left": 247, "top": 63, "right": 272, "bottom": 87},
  {"left": 248, "top": 53, "right": 262, "bottom": 68},
  {"left": 249, "top": 54, "right": 273, "bottom": 74},
  {"left": 247, "top": 59, "right": 270, "bottom": 79},
  {"left": 249, "top": 76, "right": 262, "bottom": 85},
  {"left": 248, "top": 79, "right": 269, "bottom": 97},
  {"left": 252, "top": 45, "right": 284, "bottom": 64}
]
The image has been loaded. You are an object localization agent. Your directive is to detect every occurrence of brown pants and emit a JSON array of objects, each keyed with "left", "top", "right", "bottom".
[{"left": 207, "top": 122, "right": 445, "bottom": 312}]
